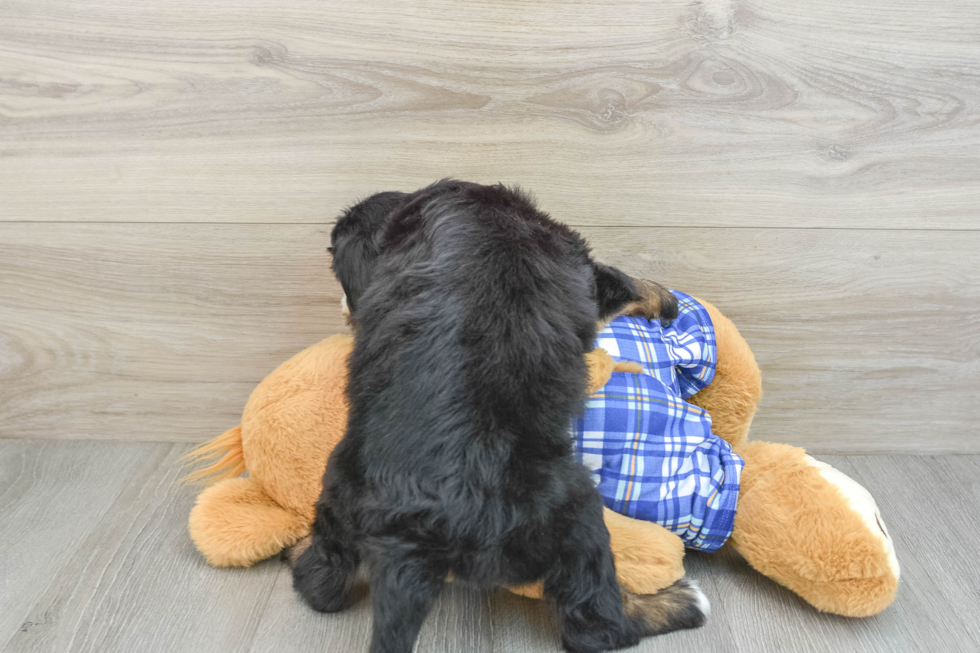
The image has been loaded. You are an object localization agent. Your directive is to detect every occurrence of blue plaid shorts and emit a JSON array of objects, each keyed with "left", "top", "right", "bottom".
[{"left": 571, "top": 291, "right": 743, "bottom": 552}]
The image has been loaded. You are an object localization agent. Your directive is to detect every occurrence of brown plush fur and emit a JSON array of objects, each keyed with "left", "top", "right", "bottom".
[
  {"left": 190, "top": 476, "right": 310, "bottom": 567},
  {"left": 685, "top": 298, "right": 762, "bottom": 448},
  {"left": 186, "top": 334, "right": 353, "bottom": 566},
  {"left": 730, "top": 441, "right": 899, "bottom": 617},
  {"left": 182, "top": 425, "right": 247, "bottom": 484},
  {"left": 240, "top": 334, "right": 351, "bottom": 521},
  {"left": 585, "top": 349, "right": 644, "bottom": 395},
  {"left": 508, "top": 508, "right": 686, "bottom": 599},
  {"left": 185, "top": 297, "right": 898, "bottom": 617}
]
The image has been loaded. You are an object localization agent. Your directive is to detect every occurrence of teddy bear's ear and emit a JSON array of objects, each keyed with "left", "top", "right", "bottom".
[{"left": 593, "top": 262, "right": 641, "bottom": 321}]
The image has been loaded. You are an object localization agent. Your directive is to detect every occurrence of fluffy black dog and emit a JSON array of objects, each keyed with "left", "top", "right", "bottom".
[{"left": 294, "top": 180, "right": 705, "bottom": 653}]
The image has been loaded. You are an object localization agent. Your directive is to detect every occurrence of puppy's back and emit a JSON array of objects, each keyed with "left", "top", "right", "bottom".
[{"left": 346, "top": 181, "right": 596, "bottom": 478}]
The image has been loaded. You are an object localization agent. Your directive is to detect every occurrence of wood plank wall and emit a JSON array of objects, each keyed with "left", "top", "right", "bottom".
[{"left": 1, "top": 0, "right": 978, "bottom": 453}]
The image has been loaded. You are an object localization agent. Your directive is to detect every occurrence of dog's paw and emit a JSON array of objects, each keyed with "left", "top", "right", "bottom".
[
  {"left": 623, "top": 577, "right": 709, "bottom": 636},
  {"left": 292, "top": 544, "right": 358, "bottom": 613}
]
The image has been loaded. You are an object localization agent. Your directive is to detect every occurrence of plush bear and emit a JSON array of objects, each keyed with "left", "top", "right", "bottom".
[{"left": 186, "top": 295, "right": 898, "bottom": 617}]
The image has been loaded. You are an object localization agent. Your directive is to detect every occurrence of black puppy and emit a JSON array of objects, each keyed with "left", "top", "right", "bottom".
[{"left": 295, "top": 181, "right": 705, "bottom": 653}]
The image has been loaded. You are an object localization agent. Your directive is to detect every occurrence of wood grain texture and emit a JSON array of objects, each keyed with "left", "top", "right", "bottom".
[
  {"left": 2, "top": 442, "right": 978, "bottom": 652},
  {"left": 1, "top": 223, "right": 976, "bottom": 453},
  {"left": 672, "top": 455, "right": 980, "bottom": 653},
  {"left": 250, "top": 571, "right": 494, "bottom": 653},
  {"left": 2, "top": 441, "right": 284, "bottom": 653},
  {"left": 0, "top": 223, "right": 341, "bottom": 442},
  {"left": 839, "top": 455, "right": 980, "bottom": 650},
  {"left": 0, "top": 440, "right": 176, "bottom": 649},
  {"left": 2, "top": 0, "right": 979, "bottom": 227}
]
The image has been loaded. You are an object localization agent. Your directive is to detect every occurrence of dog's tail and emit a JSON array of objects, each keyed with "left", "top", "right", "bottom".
[
  {"left": 624, "top": 578, "right": 710, "bottom": 636},
  {"left": 179, "top": 424, "right": 247, "bottom": 485}
]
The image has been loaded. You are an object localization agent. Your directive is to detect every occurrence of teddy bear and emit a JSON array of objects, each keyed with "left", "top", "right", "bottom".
[{"left": 185, "top": 293, "right": 899, "bottom": 617}]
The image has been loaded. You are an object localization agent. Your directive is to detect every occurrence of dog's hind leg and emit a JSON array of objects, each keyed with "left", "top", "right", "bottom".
[
  {"left": 292, "top": 502, "right": 360, "bottom": 613},
  {"left": 367, "top": 548, "right": 446, "bottom": 653},
  {"left": 545, "top": 492, "right": 707, "bottom": 652},
  {"left": 544, "top": 493, "right": 642, "bottom": 652}
]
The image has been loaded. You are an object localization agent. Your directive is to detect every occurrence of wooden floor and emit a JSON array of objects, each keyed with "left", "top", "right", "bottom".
[{"left": 1, "top": 439, "right": 977, "bottom": 653}]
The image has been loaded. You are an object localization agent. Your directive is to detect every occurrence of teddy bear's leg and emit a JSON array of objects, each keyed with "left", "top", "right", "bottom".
[
  {"left": 685, "top": 298, "right": 763, "bottom": 448},
  {"left": 729, "top": 441, "right": 900, "bottom": 617},
  {"left": 506, "top": 507, "right": 686, "bottom": 599},
  {"left": 188, "top": 476, "right": 310, "bottom": 567}
]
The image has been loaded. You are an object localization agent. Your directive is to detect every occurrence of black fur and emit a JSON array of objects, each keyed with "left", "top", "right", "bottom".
[
  {"left": 330, "top": 191, "right": 408, "bottom": 314},
  {"left": 592, "top": 261, "right": 641, "bottom": 321},
  {"left": 330, "top": 187, "right": 644, "bottom": 326},
  {"left": 296, "top": 180, "right": 699, "bottom": 652}
]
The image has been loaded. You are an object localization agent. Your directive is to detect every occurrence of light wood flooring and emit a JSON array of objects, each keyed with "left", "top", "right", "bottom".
[{"left": 1, "top": 439, "right": 977, "bottom": 653}]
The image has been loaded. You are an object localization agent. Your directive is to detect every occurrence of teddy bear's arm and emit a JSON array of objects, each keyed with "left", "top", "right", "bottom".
[
  {"left": 683, "top": 298, "right": 762, "bottom": 448},
  {"left": 584, "top": 349, "right": 643, "bottom": 396}
]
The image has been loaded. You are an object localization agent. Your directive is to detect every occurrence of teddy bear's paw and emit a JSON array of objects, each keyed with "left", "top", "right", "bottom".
[
  {"left": 613, "top": 360, "right": 644, "bottom": 374},
  {"left": 624, "top": 577, "right": 709, "bottom": 637}
]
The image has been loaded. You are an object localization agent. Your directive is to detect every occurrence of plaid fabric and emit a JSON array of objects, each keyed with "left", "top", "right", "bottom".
[{"left": 572, "top": 291, "right": 743, "bottom": 552}]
